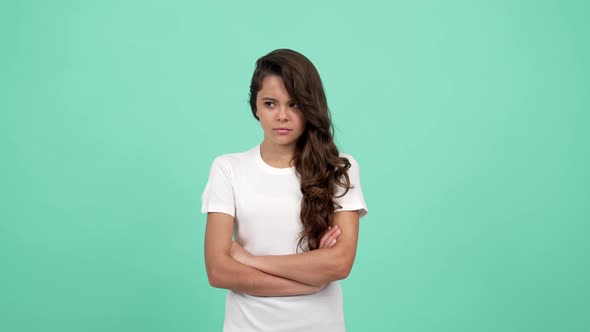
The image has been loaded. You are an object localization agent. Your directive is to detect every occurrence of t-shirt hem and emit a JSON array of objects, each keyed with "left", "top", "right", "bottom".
[
  {"left": 201, "top": 207, "right": 235, "bottom": 218},
  {"left": 335, "top": 206, "right": 368, "bottom": 219}
]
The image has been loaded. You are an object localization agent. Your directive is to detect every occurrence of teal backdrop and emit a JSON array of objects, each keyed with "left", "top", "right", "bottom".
[{"left": 2, "top": 0, "right": 588, "bottom": 331}]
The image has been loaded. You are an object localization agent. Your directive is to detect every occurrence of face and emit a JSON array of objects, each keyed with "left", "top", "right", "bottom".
[{"left": 255, "top": 74, "right": 307, "bottom": 148}]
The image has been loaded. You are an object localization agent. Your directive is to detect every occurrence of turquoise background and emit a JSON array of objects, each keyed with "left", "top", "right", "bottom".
[{"left": 2, "top": 0, "right": 588, "bottom": 331}]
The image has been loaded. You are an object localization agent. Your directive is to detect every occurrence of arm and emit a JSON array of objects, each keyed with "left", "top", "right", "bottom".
[
  {"left": 233, "top": 210, "right": 360, "bottom": 287},
  {"left": 204, "top": 212, "right": 325, "bottom": 296}
]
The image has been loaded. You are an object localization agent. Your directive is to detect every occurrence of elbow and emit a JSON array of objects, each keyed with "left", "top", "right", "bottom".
[
  {"left": 206, "top": 263, "right": 226, "bottom": 289},
  {"left": 336, "top": 264, "right": 353, "bottom": 280},
  {"left": 329, "top": 244, "right": 357, "bottom": 281},
  {"left": 333, "top": 256, "right": 354, "bottom": 280},
  {"left": 208, "top": 275, "right": 221, "bottom": 288},
  {"left": 314, "top": 262, "right": 348, "bottom": 285},
  {"left": 207, "top": 269, "right": 221, "bottom": 288}
]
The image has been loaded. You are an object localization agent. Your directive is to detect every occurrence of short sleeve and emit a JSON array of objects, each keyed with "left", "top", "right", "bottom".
[
  {"left": 334, "top": 154, "right": 368, "bottom": 219},
  {"left": 200, "top": 156, "right": 236, "bottom": 218}
]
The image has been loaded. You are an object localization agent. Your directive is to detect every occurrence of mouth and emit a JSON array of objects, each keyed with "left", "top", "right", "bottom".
[{"left": 274, "top": 128, "right": 292, "bottom": 134}]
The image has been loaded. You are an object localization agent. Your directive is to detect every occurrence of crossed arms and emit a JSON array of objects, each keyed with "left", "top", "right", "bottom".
[{"left": 204, "top": 211, "right": 360, "bottom": 297}]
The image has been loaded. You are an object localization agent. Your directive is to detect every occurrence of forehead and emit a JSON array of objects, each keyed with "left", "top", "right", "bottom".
[{"left": 258, "top": 75, "right": 292, "bottom": 100}]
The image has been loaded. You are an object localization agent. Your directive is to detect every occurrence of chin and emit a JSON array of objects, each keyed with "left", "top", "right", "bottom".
[{"left": 270, "top": 137, "right": 298, "bottom": 145}]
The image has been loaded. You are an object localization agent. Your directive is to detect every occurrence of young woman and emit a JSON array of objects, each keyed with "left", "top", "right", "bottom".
[{"left": 201, "top": 48, "right": 368, "bottom": 332}]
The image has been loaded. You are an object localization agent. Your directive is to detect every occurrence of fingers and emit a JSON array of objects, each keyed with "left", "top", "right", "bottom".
[
  {"left": 319, "top": 225, "right": 342, "bottom": 249},
  {"left": 319, "top": 227, "right": 333, "bottom": 249},
  {"left": 329, "top": 226, "right": 342, "bottom": 247}
]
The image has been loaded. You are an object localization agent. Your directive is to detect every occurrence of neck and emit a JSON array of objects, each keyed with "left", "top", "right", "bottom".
[{"left": 260, "top": 140, "right": 296, "bottom": 167}]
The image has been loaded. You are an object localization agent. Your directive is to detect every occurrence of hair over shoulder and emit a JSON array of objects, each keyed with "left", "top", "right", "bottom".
[{"left": 248, "top": 48, "right": 354, "bottom": 252}]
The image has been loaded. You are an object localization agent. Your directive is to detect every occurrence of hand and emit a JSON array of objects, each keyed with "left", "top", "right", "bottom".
[
  {"left": 318, "top": 225, "right": 342, "bottom": 249},
  {"left": 230, "top": 241, "right": 254, "bottom": 266}
]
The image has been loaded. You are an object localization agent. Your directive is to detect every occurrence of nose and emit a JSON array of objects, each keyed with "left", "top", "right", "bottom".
[{"left": 276, "top": 106, "right": 288, "bottom": 122}]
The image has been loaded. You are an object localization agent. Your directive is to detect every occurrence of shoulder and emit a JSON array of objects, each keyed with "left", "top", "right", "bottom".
[
  {"left": 210, "top": 146, "right": 256, "bottom": 172},
  {"left": 338, "top": 152, "right": 360, "bottom": 168}
]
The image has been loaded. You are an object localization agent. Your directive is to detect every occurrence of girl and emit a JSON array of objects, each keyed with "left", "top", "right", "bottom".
[{"left": 201, "top": 48, "right": 368, "bottom": 332}]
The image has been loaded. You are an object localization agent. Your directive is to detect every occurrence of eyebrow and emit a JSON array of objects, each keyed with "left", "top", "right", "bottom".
[{"left": 262, "top": 97, "right": 295, "bottom": 103}]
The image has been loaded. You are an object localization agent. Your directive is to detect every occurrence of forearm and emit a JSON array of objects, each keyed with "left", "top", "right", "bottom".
[
  {"left": 226, "top": 218, "right": 357, "bottom": 287},
  {"left": 208, "top": 255, "right": 322, "bottom": 296},
  {"left": 247, "top": 247, "right": 346, "bottom": 287}
]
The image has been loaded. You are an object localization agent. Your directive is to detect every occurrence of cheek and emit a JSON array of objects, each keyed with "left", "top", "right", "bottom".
[{"left": 260, "top": 115, "right": 273, "bottom": 129}]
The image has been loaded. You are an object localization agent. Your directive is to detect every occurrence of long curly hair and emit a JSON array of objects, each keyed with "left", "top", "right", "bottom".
[{"left": 248, "top": 48, "right": 354, "bottom": 252}]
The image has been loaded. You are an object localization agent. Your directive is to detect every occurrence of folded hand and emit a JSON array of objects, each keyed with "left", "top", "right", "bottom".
[{"left": 318, "top": 225, "right": 342, "bottom": 249}]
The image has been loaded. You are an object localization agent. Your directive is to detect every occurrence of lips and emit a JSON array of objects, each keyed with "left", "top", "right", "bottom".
[{"left": 274, "top": 128, "right": 292, "bottom": 135}]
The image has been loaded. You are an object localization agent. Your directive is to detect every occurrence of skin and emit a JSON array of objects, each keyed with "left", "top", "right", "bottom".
[
  {"left": 204, "top": 74, "right": 360, "bottom": 295},
  {"left": 230, "top": 211, "right": 359, "bottom": 287},
  {"left": 205, "top": 211, "right": 343, "bottom": 296},
  {"left": 255, "top": 74, "right": 307, "bottom": 168}
]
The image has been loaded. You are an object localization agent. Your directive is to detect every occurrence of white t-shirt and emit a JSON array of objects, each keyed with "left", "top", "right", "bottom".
[{"left": 201, "top": 143, "right": 368, "bottom": 332}]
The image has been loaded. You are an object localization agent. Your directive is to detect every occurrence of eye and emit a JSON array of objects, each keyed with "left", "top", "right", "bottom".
[
  {"left": 264, "top": 101, "right": 275, "bottom": 108},
  {"left": 290, "top": 102, "right": 299, "bottom": 109}
]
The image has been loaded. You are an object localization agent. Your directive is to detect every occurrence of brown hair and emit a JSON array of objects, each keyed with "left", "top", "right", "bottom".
[{"left": 248, "top": 48, "right": 353, "bottom": 252}]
